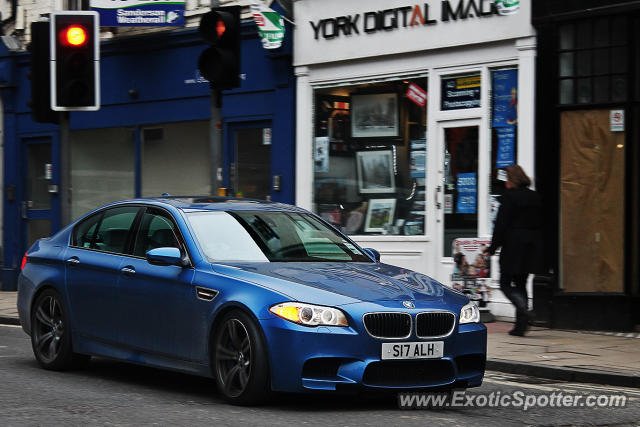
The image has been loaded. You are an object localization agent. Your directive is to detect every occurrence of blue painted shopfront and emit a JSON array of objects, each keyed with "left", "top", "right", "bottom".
[{"left": 0, "top": 20, "right": 295, "bottom": 290}]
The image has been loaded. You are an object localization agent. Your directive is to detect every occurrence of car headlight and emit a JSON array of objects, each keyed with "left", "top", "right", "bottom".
[
  {"left": 269, "top": 302, "right": 349, "bottom": 327},
  {"left": 459, "top": 301, "right": 480, "bottom": 324}
]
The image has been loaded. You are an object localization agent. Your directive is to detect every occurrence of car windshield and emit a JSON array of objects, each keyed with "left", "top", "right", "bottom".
[{"left": 186, "top": 210, "right": 372, "bottom": 263}]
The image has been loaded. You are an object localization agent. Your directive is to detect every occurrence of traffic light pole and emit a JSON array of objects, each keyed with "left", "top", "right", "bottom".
[
  {"left": 200, "top": 0, "right": 241, "bottom": 197},
  {"left": 59, "top": 111, "right": 71, "bottom": 225},
  {"left": 209, "top": 0, "right": 221, "bottom": 196},
  {"left": 210, "top": 89, "right": 223, "bottom": 195}
]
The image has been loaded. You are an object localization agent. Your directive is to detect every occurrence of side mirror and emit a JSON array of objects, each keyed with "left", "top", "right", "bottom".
[
  {"left": 363, "top": 248, "right": 381, "bottom": 262},
  {"left": 146, "top": 247, "right": 187, "bottom": 267}
]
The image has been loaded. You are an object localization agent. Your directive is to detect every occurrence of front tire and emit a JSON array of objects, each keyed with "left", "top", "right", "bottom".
[
  {"left": 213, "top": 310, "right": 269, "bottom": 405},
  {"left": 30, "top": 288, "right": 89, "bottom": 370}
]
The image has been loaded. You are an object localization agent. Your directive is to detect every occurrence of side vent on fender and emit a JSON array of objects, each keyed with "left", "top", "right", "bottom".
[{"left": 196, "top": 287, "right": 218, "bottom": 302}]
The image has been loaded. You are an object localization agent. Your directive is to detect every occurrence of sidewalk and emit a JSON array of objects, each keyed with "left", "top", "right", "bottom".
[
  {"left": 0, "top": 291, "right": 638, "bottom": 388},
  {"left": 487, "top": 321, "right": 640, "bottom": 388},
  {"left": 0, "top": 291, "right": 19, "bottom": 325}
]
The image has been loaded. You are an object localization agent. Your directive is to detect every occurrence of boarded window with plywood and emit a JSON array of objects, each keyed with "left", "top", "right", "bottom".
[{"left": 560, "top": 109, "right": 625, "bottom": 292}]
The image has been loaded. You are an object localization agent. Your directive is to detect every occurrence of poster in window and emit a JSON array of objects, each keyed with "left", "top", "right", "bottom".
[
  {"left": 410, "top": 150, "right": 426, "bottom": 178},
  {"left": 451, "top": 238, "right": 493, "bottom": 309},
  {"left": 441, "top": 75, "right": 481, "bottom": 111},
  {"left": 456, "top": 172, "right": 477, "bottom": 214},
  {"left": 495, "top": 127, "right": 515, "bottom": 168},
  {"left": 492, "top": 69, "right": 518, "bottom": 127},
  {"left": 314, "top": 137, "right": 329, "bottom": 173},
  {"left": 351, "top": 93, "right": 399, "bottom": 138},
  {"left": 356, "top": 150, "right": 396, "bottom": 194}
]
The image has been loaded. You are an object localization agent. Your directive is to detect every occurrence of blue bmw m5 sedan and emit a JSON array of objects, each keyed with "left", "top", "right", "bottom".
[{"left": 18, "top": 197, "right": 486, "bottom": 405}]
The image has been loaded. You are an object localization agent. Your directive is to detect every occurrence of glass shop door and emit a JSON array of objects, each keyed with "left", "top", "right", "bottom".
[
  {"left": 433, "top": 120, "right": 482, "bottom": 283},
  {"left": 21, "top": 136, "right": 60, "bottom": 253}
]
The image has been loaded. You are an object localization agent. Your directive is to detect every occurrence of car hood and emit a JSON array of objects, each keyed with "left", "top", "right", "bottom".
[{"left": 211, "top": 261, "right": 465, "bottom": 305}]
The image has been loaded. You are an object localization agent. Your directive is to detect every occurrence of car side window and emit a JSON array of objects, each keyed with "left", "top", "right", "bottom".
[
  {"left": 72, "top": 212, "right": 102, "bottom": 248},
  {"left": 92, "top": 206, "right": 140, "bottom": 254},
  {"left": 133, "top": 208, "right": 181, "bottom": 257}
]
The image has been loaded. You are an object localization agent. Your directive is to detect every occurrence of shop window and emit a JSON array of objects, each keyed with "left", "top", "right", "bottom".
[
  {"left": 70, "top": 127, "right": 135, "bottom": 220},
  {"left": 141, "top": 121, "right": 211, "bottom": 198},
  {"left": 312, "top": 78, "right": 427, "bottom": 236},
  {"left": 557, "top": 17, "right": 628, "bottom": 105}
]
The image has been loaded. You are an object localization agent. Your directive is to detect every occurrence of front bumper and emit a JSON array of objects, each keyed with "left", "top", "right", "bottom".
[{"left": 260, "top": 301, "right": 487, "bottom": 393}]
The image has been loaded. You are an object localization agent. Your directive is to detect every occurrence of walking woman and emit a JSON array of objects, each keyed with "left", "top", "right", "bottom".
[{"left": 486, "top": 165, "right": 543, "bottom": 336}]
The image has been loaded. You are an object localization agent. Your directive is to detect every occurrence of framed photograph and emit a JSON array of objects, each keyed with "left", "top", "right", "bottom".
[
  {"left": 365, "top": 198, "right": 397, "bottom": 233},
  {"left": 356, "top": 150, "right": 396, "bottom": 194},
  {"left": 351, "top": 93, "right": 399, "bottom": 138}
]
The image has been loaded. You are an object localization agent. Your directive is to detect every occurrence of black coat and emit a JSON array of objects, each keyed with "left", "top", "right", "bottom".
[{"left": 488, "top": 187, "right": 544, "bottom": 275}]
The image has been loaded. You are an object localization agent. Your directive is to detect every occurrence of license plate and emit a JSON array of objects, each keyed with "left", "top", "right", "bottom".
[{"left": 381, "top": 341, "right": 444, "bottom": 360}]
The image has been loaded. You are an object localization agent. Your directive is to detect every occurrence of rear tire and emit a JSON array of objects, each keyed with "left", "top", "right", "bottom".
[
  {"left": 30, "top": 288, "right": 90, "bottom": 370},
  {"left": 212, "top": 310, "right": 270, "bottom": 405}
]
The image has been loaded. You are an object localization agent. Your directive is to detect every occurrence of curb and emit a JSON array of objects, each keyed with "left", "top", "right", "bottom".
[
  {"left": 487, "top": 358, "right": 640, "bottom": 389},
  {"left": 0, "top": 315, "right": 20, "bottom": 326}
]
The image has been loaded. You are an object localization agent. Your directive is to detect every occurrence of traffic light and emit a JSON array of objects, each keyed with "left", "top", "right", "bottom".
[
  {"left": 29, "top": 21, "right": 58, "bottom": 123},
  {"left": 198, "top": 6, "right": 241, "bottom": 90},
  {"left": 51, "top": 11, "right": 100, "bottom": 111}
]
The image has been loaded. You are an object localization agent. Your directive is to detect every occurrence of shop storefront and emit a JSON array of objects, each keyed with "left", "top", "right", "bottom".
[
  {"left": 0, "top": 20, "right": 295, "bottom": 290},
  {"left": 294, "top": 0, "right": 536, "bottom": 317},
  {"left": 533, "top": 0, "right": 640, "bottom": 330}
]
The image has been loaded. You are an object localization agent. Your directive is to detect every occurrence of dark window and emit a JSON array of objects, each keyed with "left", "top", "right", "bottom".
[
  {"left": 66, "top": 0, "right": 90, "bottom": 10},
  {"left": 557, "top": 17, "right": 629, "bottom": 105},
  {"left": 92, "top": 207, "right": 140, "bottom": 254},
  {"left": 133, "top": 208, "right": 181, "bottom": 257},
  {"left": 72, "top": 212, "right": 102, "bottom": 248}
]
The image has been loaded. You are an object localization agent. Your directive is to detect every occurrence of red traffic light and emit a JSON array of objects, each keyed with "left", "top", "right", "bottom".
[
  {"left": 51, "top": 11, "right": 100, "bottom": 111},
  {"left": 62, "top": 25, "right": 87, "bottom": 46},
  {"left": 199, "top": 9, "right": 236, "bottom": 45},
  {"left": 216, "top": 20, "right": 226, "bottom": 38}
]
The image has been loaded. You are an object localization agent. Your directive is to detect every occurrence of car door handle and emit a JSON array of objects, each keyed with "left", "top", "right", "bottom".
[
  {"left": 121, "top": 266, "right": 136, "bottom": 276},
  {"left": 65, "top": 257, "right": 80, "bottom": 265}
]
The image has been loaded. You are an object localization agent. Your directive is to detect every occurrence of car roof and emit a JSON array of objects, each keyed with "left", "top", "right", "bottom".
[{"left": 111, "top": 196, "right": 309, "bottom": 214}]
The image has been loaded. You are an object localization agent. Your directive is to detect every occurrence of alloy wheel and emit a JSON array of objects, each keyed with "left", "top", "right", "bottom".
[
  {"left": 215, "top": 318, "right": 252, "bottom": 398},
  {"left": 33, "top": 295, "right": 65, "bottom": 364}
]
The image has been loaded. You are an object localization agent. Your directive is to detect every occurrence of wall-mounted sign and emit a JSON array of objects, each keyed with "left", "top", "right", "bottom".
[
  {"left": 296, "top": 0, "right": 535, "bottom": 66},
  {"left": 263, "top": 128, "right": 272, "bottom": 145},
  {"left": 441, "top": 74, "right": 481, "bottom": 110},
  {"left": 91, "top": 1, "right": 185, "bottom": 26},
  {"left": 495, "top": 0, "right": 520, "bottom": 15},
  {"left": 251, "top": 2, "right": 285, "bottom": 49},
  {"left": 309, "top": 1, "right": 501, "bottom": 41},
  {"left": 610, "top": 110, "right": 625, "bottom": 132}
]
